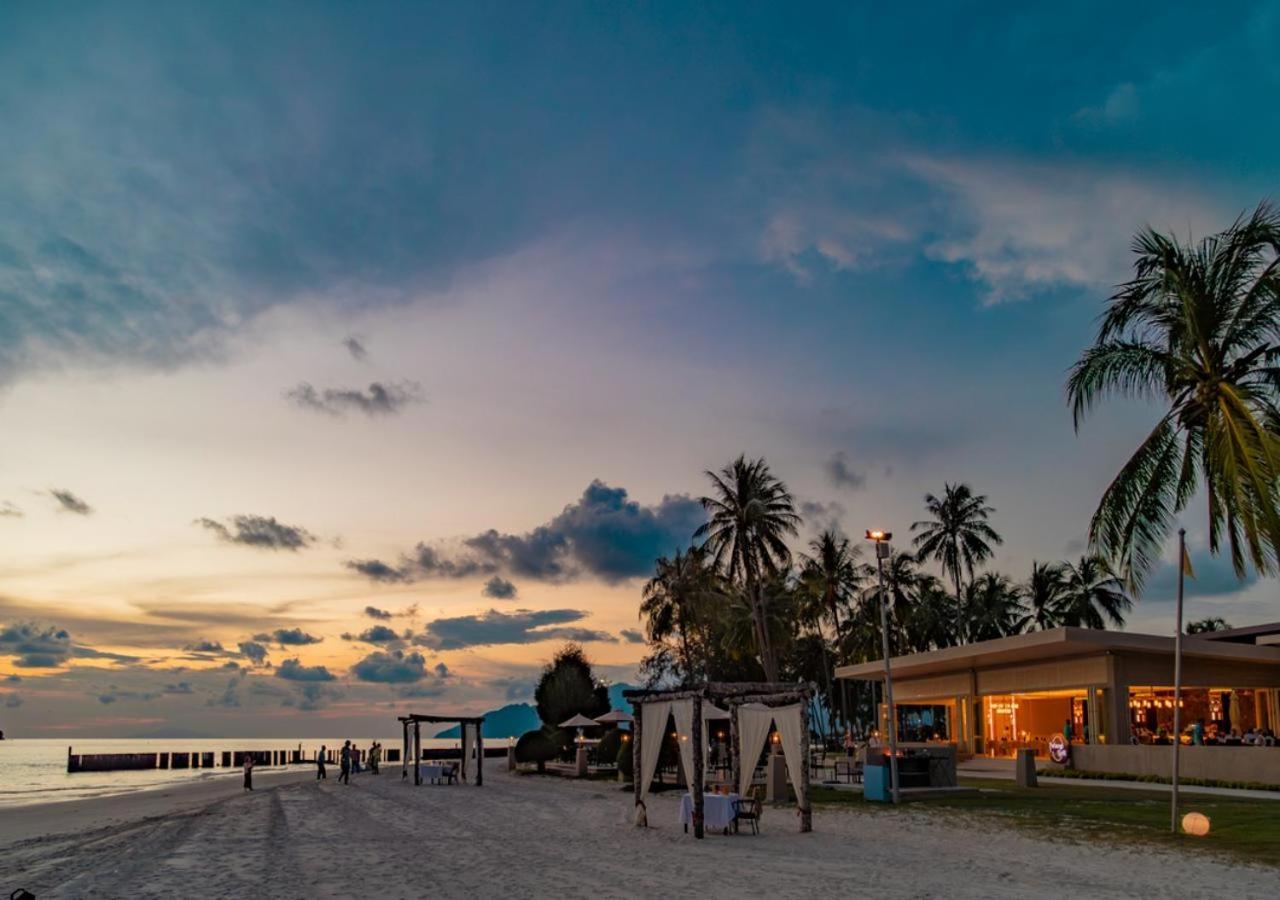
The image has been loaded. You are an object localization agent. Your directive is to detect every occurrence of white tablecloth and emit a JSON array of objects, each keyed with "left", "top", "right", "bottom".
[
  {"left": 679, "top": 793, "right": 740, "bottom": 831},
  {"left": 420, "top": 764, "right": 449, "bottom": 781}
]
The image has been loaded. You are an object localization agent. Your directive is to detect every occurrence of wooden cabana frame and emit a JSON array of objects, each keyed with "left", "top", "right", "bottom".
[
  {"left": 398, "top": 713, "right": 486, "bottom": 787},
  {"left": 622, "top": 682, "right": 814, "bottom": 839}
]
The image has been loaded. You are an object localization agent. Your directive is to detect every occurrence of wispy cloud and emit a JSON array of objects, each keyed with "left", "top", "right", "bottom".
[
  {"left": 286, "top": 381, "right": 423, "bottom": 417},
  {"left": 413, "top": 608, "right": 616, "bottom": 650},
  {"left": 823, "top": 451, "right": 866, "bottom": 490},
  {"left": 0, "top": 502, "right": 22, "bottom": 518},
  {"left": 196, "top": 515, "right": 315, "bottom": 552},
  {"left": 342, "top": 335, "right": 368, "bottom": 361},
  {"left": 48, "top": 489, "right": 92, "bottom": 516}
]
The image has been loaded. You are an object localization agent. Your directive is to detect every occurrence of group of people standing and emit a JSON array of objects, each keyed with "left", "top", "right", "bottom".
[{"left": 315, "top": 740, "right": 385, "bottom": 783}]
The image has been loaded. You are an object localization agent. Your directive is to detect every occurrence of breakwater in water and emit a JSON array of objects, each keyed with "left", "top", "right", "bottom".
[{"left": 66, "top": 744, "right": 509, "bottom": 773}]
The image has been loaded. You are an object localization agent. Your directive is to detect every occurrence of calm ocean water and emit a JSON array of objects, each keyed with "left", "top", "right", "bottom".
[{"left": 0, "top": 737, "right": 468, "bottom": 809}]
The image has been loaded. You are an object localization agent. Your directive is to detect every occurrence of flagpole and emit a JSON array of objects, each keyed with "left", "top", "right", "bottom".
[{"left": 1171, "top": 527, "right": 1186, "bottom": 835}]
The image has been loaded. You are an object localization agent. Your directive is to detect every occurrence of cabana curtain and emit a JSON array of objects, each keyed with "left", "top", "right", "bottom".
[
  {"left": 772, "top": 703, "right": 808, "bottom": 811},
  {"left": 461, "top": 723, "right": 473, "bottom": 782},
  {"left": 638, "top": 700, "right": 671, "bottom": 800},
  {"left": 736, "top": 704, "right": 775, "bottom": 797},
  {"left": 671, "top": 699, "right": 695, "bottom": 791}
]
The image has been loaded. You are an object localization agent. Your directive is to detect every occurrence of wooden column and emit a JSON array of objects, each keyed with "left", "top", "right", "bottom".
[
  {"left": 798, "top": 701, "right": 813, "bottom": 832},
  {"left": 475, "top": 723, "right": 484, "bottom": 787},
  {"left": 414, "top": 721, "right": 422, "bottom": 785},
  {"left": 632, "top": 702, "right": 644, "bottom": 822},
  {"left": 691, "top": 696, "right": 705, "bottom": 839}
]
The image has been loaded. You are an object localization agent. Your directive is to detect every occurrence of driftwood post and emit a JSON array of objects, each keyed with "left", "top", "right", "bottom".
[
  {"left": 798, "top": 702, "right": 813, "bottom": 832},
  {"left": 413, "top": 721, "right": 422, "bottom": 785},
  {"left": 633, "top": 701, "right": 644, "bottom": 823},
  {"left": 691, "top": 696, "right": 705, "bottom": 839},
  {"left": 475, "top": 724, "right": 484, "bottom": 787}
]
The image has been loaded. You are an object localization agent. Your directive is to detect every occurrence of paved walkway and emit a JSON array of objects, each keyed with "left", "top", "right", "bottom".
[{"left": 958, "top": 757, "right": 1280, "bottom": 801}]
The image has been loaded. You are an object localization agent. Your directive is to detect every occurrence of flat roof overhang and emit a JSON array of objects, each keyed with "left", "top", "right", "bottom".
[{"left": 835, "top": 626, "right": 1280, "bottom": 682}]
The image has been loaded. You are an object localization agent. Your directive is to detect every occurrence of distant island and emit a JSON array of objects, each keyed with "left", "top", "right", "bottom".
[{"left": 433, "top": 684, "right": 634, "bottom": 739}]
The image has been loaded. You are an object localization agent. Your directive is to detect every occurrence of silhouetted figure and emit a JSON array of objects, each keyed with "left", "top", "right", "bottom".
[
  {"left": 317, "top": 745, "right": 327, "bottom": 780},
  {"left": 243, "top": 755, "right": 254, "bottom": 791},
  {"left": 339, "top": 740, "right": 351, "bottom": 785}
]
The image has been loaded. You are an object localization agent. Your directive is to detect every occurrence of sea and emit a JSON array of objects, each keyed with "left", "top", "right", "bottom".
[{"left": 0, "top": 737, "right": 467, "bottom": 809}]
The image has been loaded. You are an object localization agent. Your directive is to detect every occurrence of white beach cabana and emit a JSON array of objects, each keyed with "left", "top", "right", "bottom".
[{"left": 622, "top": 682, "right": 814, "bottom": 839}]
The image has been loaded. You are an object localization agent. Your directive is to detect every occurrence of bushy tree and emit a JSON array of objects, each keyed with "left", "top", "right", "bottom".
[{"left": 534, "top": 643, "right": 609, "bottom": 729}]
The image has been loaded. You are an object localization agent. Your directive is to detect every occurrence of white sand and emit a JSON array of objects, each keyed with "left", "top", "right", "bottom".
[{"left": 0, "top": 770, "right": 1273, "bottom": 899}]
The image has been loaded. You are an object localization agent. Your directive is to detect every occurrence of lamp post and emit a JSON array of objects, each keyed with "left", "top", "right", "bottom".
[{"left": 867, "top": 529, "right": 900, "bottom": 804}]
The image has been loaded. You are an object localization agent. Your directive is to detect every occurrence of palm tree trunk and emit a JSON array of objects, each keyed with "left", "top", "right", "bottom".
[
  {"left": 953, "top": 567, "right": 964, "bottom": 646},
  {"left": 749, "top": 581, "right": 779, "bottom": 682}
]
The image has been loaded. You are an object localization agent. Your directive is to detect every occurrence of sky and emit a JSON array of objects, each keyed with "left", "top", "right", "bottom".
[{"left": 0, "top": 1, "right": 1277, "bottom": 737}]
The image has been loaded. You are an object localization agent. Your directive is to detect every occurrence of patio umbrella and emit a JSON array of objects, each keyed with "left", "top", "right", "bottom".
[
  {"left": 594, "top": 709, "right": 634, "bottom": 726},
  {"left": 559, "top": 713, "right": 601, "bottom": 742}
]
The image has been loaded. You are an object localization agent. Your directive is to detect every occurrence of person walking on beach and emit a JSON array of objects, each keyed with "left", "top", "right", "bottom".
[
  {"left": 243, "top": 754, "right": 254, "bottom": 792},
  {"left": 317, "top": 745, "right": 327, "bottom": 780},
  {"left": 370, "top": 741, "right": 381, "bottom": 775},
  {"left": 339, "top": 739, "right": 351, "bottom": 785}
]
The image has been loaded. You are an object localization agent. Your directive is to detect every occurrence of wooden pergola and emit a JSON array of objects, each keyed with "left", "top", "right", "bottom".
[
  {"left": 622, "top": 682, "right": 813, "bottom": 839},
  {"left": 398, "top": 713, "right": 486, "bottom": 787}
]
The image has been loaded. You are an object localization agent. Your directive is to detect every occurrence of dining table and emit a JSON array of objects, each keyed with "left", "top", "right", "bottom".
[
  {"left": 419, "top": 763, "right": 450, "bottom": 783},
  {"left": 679, "top": 791, "right": 741, "bottom": 834}
]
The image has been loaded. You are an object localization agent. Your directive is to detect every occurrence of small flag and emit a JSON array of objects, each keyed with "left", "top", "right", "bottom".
[{"left": 1181, "top": 546, "right": 1195, "bottom": 580}]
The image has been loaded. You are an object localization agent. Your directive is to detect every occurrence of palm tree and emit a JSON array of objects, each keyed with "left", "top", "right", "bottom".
[
  {"left": 963, "top": 573, "right": 1025, "bottom": 642},
  {"left": 1186, "top": 616, "right": 1232, "bottom": 634},
  {"left": 1067, "top": 202, "right": 1280, "bottom": 591},
  {"left": 1018, "top": 561, "right": 1066, "bottom": 632},
  {"left": 911, "top": 483, "right": 1003, "bottom": 643},
  {"left": 697, "top": 455, "right": 800, "bottom": 681},
  {"left": 640, "top": 544, "right": 720, "bottom": 683},
  {"left": 1056, "top": 555, "right": 1132, "bottom": 629},
  {"left": 799, "top": 530, "right": 865, "bottom": 730},
  {"left": 861, "top": 551, "right": 928, "bottom": 656}
]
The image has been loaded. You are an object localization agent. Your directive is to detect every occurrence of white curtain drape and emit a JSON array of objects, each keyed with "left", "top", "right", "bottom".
[
  {"left": 670, "top": 699, "right": 696, "bottom": 791},
  {"left": 771, "top": 703, "right": 807, "bottom": 810},
  {"left": 461, "top": 723, "right": 472, "bottom": 782},
  {"left": 638, "top": 701, "right": 671, "bottom": 801},
  {"left": 736, "top": 704, "right": 775, "bottom": 797}
]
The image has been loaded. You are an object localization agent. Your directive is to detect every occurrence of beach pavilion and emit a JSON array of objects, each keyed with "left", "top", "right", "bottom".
[
  {"left": 623, "top": 682, "right": 814, "bottom": 838},
  {"left": 398, "top": 713, "right": 486, "bottom": 786},
  {"left": 836, "top": 623, "right": 1280, "bottom": 786}
]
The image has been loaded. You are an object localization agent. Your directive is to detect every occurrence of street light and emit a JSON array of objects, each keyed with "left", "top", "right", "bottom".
[{"left": 866, "top": 529, "right": 900, "bottom": 805}]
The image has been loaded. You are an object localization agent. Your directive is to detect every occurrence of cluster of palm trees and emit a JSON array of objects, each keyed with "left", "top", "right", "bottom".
[{"left": 638, "top": 455, "right": 1132, "bottom": 736}]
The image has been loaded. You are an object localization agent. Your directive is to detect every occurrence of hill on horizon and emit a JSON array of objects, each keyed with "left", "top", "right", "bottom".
[{"left": 433, "top": 683, "right": 636, "bottom": 739}]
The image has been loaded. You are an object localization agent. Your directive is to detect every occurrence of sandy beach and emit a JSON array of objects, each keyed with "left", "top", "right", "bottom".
[{"left": 1, "top": 770, "right": 1274, "bottom": 900}]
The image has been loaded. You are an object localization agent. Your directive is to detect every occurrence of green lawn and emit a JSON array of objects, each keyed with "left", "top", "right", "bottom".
[{"left": 810, "top": 777, "right": 1280, "bottom": 865}]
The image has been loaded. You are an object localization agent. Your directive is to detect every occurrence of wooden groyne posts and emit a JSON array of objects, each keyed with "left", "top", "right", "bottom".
[{"left": 67, "top": 747, "right": 309, "bottom": 774}]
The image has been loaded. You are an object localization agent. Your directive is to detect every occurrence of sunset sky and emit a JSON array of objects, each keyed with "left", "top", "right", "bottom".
[{"left": 1, "top": 2, "right": 1277, "bottom": 737}]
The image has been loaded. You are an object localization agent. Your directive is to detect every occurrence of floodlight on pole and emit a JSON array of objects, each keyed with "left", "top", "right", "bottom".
[{"left": 867, "top": 528, "right": 900, "bottom": 805}]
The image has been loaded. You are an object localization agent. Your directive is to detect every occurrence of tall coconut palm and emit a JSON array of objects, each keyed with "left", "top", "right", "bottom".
[
  {"left": 640, "top": 544, "right": 720, "bottom": 683},
  {"left": 963, "top": 573, "right": 1025, "bottom": 642},
  {"left": 1057, "top": 555, "right": 1132, "bottom": 629},
  {"left": 861, "top": 551, "right": 927, "bottom": 656},
  {"left": 697, "top": 455, "right": 800, "bottom": 681},
  {"left": 799, "top": 530, "right": 865, "bottom": 729},
  {"left": 911, "top": 483, "right": 1003, "bottom": 643},
  {"left": 1067, "top": 202, "right": 1280, "bottom": 591},
  {"left": 1018, "top": 561, "right": 1066, "bottom": 632}
]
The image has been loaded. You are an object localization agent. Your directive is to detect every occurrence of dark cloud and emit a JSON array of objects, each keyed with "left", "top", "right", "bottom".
[
  {"left": 343, "top": 336, "right": 368, "bottom": 361},
  {"left": 5, "top": 674, "right": 21, "bottom": 683},
  {"left": 349, "top": 481, "right": 704, "bottom": 586},
  {"left": 237, "top": 640, "right": 269, "bottom": 667},
  {"left": 4, "top": 693, "right": 21, "bottom": 708},
  {"left": 0, "top": 502, "right": 22, "bottom": 518},
  {"left": 413, "top": 608, "right": 616, "bottom": 650},
  {"left": 222, "top": 660, "right": 242, "bottom": 670},
  {"left": 619, "top": 628, "right": 646, "bottom": 644},
  {"left": 183, "top": 639, "right": 227, "bottom": 654},
  {"left": 1144, "top": 553, "right": 1258, "bottom": 603},
  {"left": 489, "top": 677, "right": 535, "bottom": 701},
  {"left": 207, "top": 677, "right": 243, "bottom": 708},
  {"left": 286, "top": 381, "right": 422, "bottom": 417},
  {"left": 276, "top": 658, "right": 336, "bottom": 682},
  {"left": 48, "top": 489, "right": 92, "bottom": 515},
  {"left": 394, "top": 662, "right": 452, "bottom": 697},
  {"left": 341, "top": 625, "right": 403, "bottom": 645},
  {"left": 286, "top": 682, "right": 343, "bottom": 711},
  {"left": 71, "top": 646, "right": 141, "bottom": 664},
  {"left": 163, "top": 682, "right": 194, "bottom": 694},
  {"left": 824, "top": 451, "right": 866, "bottom": 490},
  {"left": 482, "top": 576, "right": 517, "bottom": 600},
  {"left": 0, "top": 622, "right": 72, "bottom": 668},
  {"left": 799, "top": 499, "right": 847, "bottom": 533},
  {"left": 97, "top": 693, "right": 116, "bottom": 705},
  {"left": 345, "top": 558, "right": 414, "bottom": 583},
  {"left": 364, "top": 606, "right": 393, "bottom": 620},
  {"left": 254, "top": 628, "right": 323, "bottom": 646},
  {"left": 196, "top": 514, "right": 315, "bottom": 552},
  {"left": 351, "top": 649, "right": 429, "bottom": 683}
]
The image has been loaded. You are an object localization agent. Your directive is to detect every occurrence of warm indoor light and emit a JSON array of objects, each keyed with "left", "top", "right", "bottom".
[
  {"left": 1182, "top": 812, "right": 1210, "bottom": 836},
  {"left": 865, "top": 529, "right": 891, "bottom": 542}
]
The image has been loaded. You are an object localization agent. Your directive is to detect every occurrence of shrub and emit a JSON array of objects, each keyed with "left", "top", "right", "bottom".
[
  {"left": 514, "top": 729, "right": 558, "bottom": 772},
  {"left": 596, "top": 727, "right": 623, "bottom": 763}
]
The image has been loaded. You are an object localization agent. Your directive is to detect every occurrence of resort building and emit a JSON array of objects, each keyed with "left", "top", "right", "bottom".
[{"left": 836, "top": 624, "right": 1280, "bottom": 785}]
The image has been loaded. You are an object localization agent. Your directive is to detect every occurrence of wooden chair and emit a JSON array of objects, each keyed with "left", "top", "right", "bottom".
[
  {"left": 732, "top": 794, "right": 762, "bottom": 835},
  {"left": 444, "top": 762, "right": 459, "bottom": 784}
]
